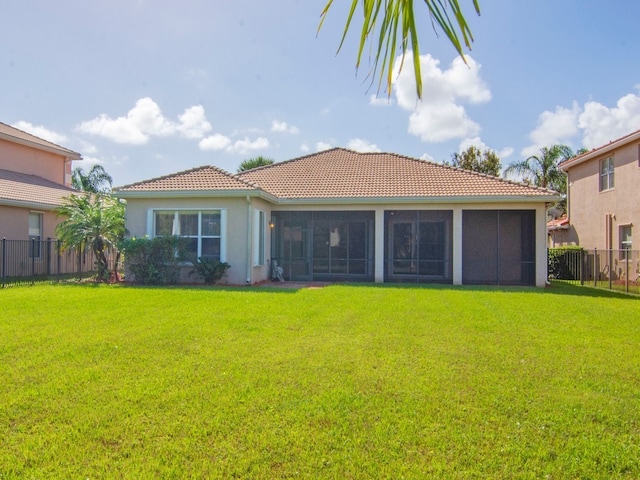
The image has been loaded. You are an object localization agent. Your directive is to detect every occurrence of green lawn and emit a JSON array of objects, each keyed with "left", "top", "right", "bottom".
[{"left": 1, "top": 283, "right": 639, "bottom": 479}]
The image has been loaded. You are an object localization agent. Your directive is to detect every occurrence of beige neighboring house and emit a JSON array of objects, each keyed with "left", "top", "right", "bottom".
[
  {"left": 559, "top": 129, "right": 639, "bottom": 252},
  {"left": 115, "top": 148, "right": 560, "bottom": 287},
  {"left": 0, "top": 121, "right": 82, "bottom": 242}
]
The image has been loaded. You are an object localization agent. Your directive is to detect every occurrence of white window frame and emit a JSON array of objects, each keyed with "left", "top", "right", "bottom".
[
  {"left": 147, "top": 208, "right": 227, "bottom": 262},
  {"left": 253, "top": 210, "right": 266, "bottom": 266},
  {"left": 619, "top": 224, "right": 632, "bottom": 260},
  {"left": 599, "top": 157, "right": 614, "bottom": 191},
  {"left": 29, "top": 211, "right": 43, "bottom": 258}
]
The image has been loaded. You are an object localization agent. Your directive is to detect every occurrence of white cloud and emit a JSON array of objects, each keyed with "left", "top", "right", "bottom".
[
  {"left": 369, "top": 94, "right": 394, "bottom": 107},
  {"left": 300, "top": 143, "right": 310, "bottom": 153},
  {"left": 199, "top": 133, "right": 232, "bottom": 151},
  {"left": 271, "top": 120, "right": 300, "bottom": 134},
  {"left": 316, "top": 141, "right": 333, "bottom": 151},
  {"left": 346, "top": 138, "right": 381, "bottom": 153},
  {"left": 177, "top": 105, "right": 212, "bottom": 139},
  {"left": 521, "top": 102, "right": 580, "bottom": 157},
  {"left": 420, "top": 152, "right": 435, "bottom": 162},
  {"left": 578, "top": 92, "right": 640, "bottom": 148},
  {"left": 394, "top": 54, "right": 491, "bottom": 143},
  {"left": 76, "top": 97, "right": 212, "bottom": 144},
  {"left": 226, "top": 137, "right": 270, "bottom": 155},
  {"left": 13, "top": 121, "right": 68, "bottom": 145}
]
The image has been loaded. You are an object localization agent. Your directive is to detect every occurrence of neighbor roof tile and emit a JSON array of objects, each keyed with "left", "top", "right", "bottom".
[{"left": 0, "top": 169, "right": 76, "bottom": 208}]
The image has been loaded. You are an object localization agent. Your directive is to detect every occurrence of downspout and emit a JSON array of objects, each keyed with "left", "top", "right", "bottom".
[{"left": 246, "top": 196, "right": 253, "bottom": 284}]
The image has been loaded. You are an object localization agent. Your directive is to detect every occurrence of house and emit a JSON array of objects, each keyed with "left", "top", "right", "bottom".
[
  {"left": 115, "top": 148, "right": 561, "bottom": 286},
  {"left": 559, "top": 129, "right": 639, "bottom": 252},
  {"left": 0, "top": 121, "right": 82, "bottom": 242}
]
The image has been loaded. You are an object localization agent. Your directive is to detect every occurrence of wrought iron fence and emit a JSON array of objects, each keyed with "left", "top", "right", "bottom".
[
  {"left": 1, "top": 238, "right": 120, "bottom": 288},
  {"left": 548, "top": 247, "right": 640, "bottom": 295}
]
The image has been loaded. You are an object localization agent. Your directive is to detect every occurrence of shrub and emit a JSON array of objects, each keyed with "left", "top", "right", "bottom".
[
  {"left": 119, "top": 236, "right": 188, "bottom": 285},
  {"left": 189, "top": 257, "right": 230, "bottom": 285},
  {"left": 548, "top": 246, "right": 584, "bottom": 280}
]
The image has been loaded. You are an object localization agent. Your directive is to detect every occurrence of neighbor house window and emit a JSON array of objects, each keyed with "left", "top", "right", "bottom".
[
  {"left": 153, "top": 210, "right": 224, "bottom": 262},
  {"left": 620, "top": 225, "right": 632, "bottom": 260},
  {"left": 253, "top": 210, "right": 266, "bottom": 266},
  {"left": 29, "top": 212, "right": 43, "bottom": 258},
  {"left": 599, "top": 157, "right": 614, "bottom": 191}
]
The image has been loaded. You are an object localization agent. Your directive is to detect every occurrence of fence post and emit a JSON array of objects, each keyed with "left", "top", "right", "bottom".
[
  {"left": 1, "top": 238, "right": 5, "bottom": 288},
  {"left": 57, "top": 240, "right": 62, "bottom": 283},
  {"left": 31, "top": 238, "right": 36, "bottom": 285},
  {"left": 626, "top": 253, "right": 630, "bottom": 294},
  {"left": 608, "top": 248, "right": 612, "bottom": 290},
  {"left": 46, "top": 238, "right": 52, "bottom": 278}
]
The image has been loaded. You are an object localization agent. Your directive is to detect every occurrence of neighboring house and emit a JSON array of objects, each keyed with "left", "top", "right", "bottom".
[
  {"left": 559, "top": 129, "right": 639, "bottom": 252},
  {"left": 115, "top": 148, "right": 560, "bottom": 287},
  {"left": 547, "top": 214, "right": 570, "bottom": 247},
  {"left": 0, "top": 121, "right": 82, "bottom": 242}
]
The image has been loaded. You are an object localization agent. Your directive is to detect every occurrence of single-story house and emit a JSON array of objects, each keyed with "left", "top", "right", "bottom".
[{"left": 115, "top": 148, "right": 561, "bottom": 286}]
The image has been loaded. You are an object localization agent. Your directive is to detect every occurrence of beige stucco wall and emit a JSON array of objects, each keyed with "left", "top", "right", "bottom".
[
  {"left": 566, "top": 141, "right": 639, "bottom": 250},
  {"left": 122, "top": 195, "right": 272, "bottom": 285},
  {"left": 0, "top": 138, "right": 71, "bottom": 186},
  {"left": 123, "top": 197, "right": 550, "bottom": 287},
  {"left": 0, "top": 205, "right": 60, "bottom": 240}
]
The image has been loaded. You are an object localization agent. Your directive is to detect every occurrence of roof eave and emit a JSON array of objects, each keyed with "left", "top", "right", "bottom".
[
  {"left": 114, "top": 189, "right": 279, "bottom": 203},
  {"left": 560, "top": 130, "right": 640, "bottom": 171},
  {"left": 273, "top": 194, "right": 562, "bottom": 205},
  {"left": 0, "top": 198, "right": 61, "bottom": 210},
  {"left": 0, "top": 133, "right": 82, "bottom": 160}
]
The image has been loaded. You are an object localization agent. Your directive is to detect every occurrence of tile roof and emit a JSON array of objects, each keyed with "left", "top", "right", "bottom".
[
  {"left": 0, "top": 169, "right": 75, "bottom": 208},
  {"left": 115, "top": 165, "right": 258, "bottom": 193},
  {"left": 547, "top": 214, "right": 569, "bottom": 230},
  {"left": 0, "top": 121, "right": 81, "bottom": 159},
  {"left": 237, "top": 148, "right": 559, "bottom": 200}
]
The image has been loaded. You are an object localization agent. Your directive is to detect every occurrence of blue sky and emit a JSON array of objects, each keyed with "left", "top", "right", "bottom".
[{"left": 2, "top": 1, "right": 639, "bottom": 187}]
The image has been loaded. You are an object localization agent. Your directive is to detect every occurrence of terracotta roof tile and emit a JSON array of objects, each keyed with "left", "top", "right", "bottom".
[
  {"left": 0, "top": 121, "right": 81, "bottom": 159},
  {"left": 0, "top": 169, "right": 75, "bottom": 208},
  {"left": 115, "top": 165, "right": 258, "bottom": 193},
  {"left": 238, "top": 148, "right": 558, "bottom": 199}
]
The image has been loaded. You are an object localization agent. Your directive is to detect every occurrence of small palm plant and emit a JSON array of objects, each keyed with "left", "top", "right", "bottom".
[{"left": 55, "top": 194, "right": 125, "bottom": 282}]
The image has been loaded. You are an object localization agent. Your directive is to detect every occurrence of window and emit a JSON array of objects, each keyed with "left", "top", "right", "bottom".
[
  {"left": 620, "top": 225, "right": 632, "bottom": 260},
  {"left": 153, "top": 210, "right": 223, "bottom": 262},
  {"left": 253, "top": 210, "right": 266, "bottom": 265},
  {"left": 599, "top": 157, "right": 614, "bottom": 191},
  {"left": 29, "top": 212, "right": 43, "bottom": 258}
]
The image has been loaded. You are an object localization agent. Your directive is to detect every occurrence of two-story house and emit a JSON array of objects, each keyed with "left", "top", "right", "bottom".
[
  {"left": 559, "top": 129, "right": 639, "bottom": 253},
  {"left": 0, "top": 122, "right": 82, "bottom": 242}
]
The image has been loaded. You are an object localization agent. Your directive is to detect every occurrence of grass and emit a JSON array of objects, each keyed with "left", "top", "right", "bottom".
[{"left": 1, "top": 283, "right": 639, "bottom": 478}]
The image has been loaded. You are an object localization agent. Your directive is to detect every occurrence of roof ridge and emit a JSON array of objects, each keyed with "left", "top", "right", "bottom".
[
  {"left": 236, "top": 147, "right": 346, "bottom": 177},
  {"left": 559, "top": 128, "right": 640, "bottom": 165}
]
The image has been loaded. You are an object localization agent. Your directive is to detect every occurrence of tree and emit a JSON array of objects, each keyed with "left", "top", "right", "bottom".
[
  {"left": 504, "top": 145, "right": 574, "bottom": 192},
  {"left": 55, "top": 194, "right": 125, "bottom": 282},
  {"left": 319, "top": 0, "right": 480, "bottom": 98},
  {"left": 237, "top": 156, "right": 275, "bottom": 172},
  {"left": 72, "top": 165, "right": 113, "bottom": 193},
  {"left": 448, "top": 146, "right": 501, "bottom": 176}
]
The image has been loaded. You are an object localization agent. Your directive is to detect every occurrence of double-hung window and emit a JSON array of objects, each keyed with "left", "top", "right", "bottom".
[
  {"left": 153, "top": 210, "right": 224, "bottom": 262},
  {"left": 620, "top": 225, "right": 632, "bottom": 260},
  {"left": 29, "top": 212, "right": 43, "bottom": 258},
  {"left": 599, "top": 157, "right": 614, "bottom": 191}
]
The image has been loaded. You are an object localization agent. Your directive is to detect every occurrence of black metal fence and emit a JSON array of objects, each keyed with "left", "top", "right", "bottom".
[
  {"left": 548, "top": 247, "right": 640, "bottom": 295},
  {"left": 1, "top": 238, "right": 119, "bottom": 288}
]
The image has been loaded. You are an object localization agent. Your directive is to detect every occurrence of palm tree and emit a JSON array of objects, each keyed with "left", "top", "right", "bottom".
[
  {"left": 72, "top": 165, "right": 113, "bottom": 193},
  {"left": 319, "top": 0, "right": 480, "bottom": 99},
  {"left": 55, "top": 194, "right": 125, "bottom": 282},
  {"left": 504, "top": 145, "right": 575, "bottom": 192},
  {"left": 237, "top": 156, "right": 275, "bottom": 172}
]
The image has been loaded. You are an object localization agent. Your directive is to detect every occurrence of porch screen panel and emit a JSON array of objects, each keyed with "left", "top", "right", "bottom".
[
  {"left": 462, "top": 210, "right": 536, "bottom": 285},
  {"left": 462, "top": 210, "right": 499, "bottom": 284}
]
